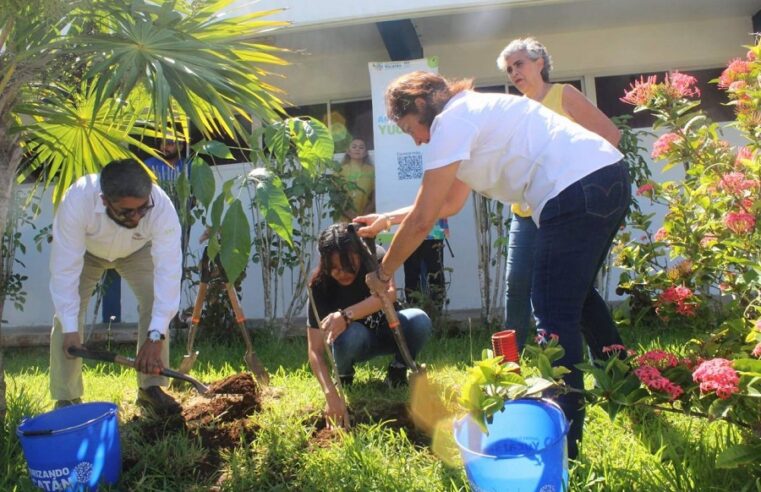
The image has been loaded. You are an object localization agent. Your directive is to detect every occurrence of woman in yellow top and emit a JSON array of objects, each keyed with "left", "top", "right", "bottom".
[
  {"left": 338, "top": 137, "right": 375, "bottom": 223},
  {"left": 496, "top": 37, "right": 621, "bottom": 350}
]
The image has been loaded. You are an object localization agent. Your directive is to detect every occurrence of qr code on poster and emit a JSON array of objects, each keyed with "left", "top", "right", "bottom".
[{"left": 396, "top": 152, "right": 423, "bottom": 180}]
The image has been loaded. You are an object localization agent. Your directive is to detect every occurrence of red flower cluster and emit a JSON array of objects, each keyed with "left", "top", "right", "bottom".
[
  {"left": 723, "top": 211, "right": 756, "bottom": 234},
  {"left": 602, "top": 344, "right": 627, "bottom": 354},
  {"left": 651, "top": 132, "right": 681, "bottom": 159},
  {"left": 636, "top": 349, "right": 679, "bottom": 369},
  {"left": 636, "top": 183, "right": 655, "bottom": 197},
  {"left": 664, "top": 71, "right": 701, "bottom": 99},
  {"left": 692, "top": 358, "right": 740, "bottom": 399},
  {"left": 752, "top": 342, "right": 761, "bottom": 359},
  {"left": 654, "top": 227, "right": 668, "bottom": 242},
  {"left": 718, "top": 58, "right": 751, "bottom": 88},
  {"left": 634, "top": 366, "right": 684, "bottom": 400},
  {"left": 718, "top": 172, "right": 758, "bottom": 196},
  {"left": 620, "top": 75, "right": 658, "bottom": 106},
  {"left": 657, "top": 285, "right": 698, "bottom": 317}
]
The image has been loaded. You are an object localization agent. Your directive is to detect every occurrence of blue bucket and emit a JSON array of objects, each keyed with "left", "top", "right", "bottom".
[
  {"left": 453, "top": 399, "right": 569, "bottom": 492},
  {"left": 16, "top": 402, "right": 121, "bottom": 491}
]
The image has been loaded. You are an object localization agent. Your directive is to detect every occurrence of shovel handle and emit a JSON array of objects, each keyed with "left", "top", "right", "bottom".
[
  {"left": 225, "top": 283, "right": 254, "bottom": 352},
  {"left": 67, "top": 347, "right": 209, "bottom": 393}
]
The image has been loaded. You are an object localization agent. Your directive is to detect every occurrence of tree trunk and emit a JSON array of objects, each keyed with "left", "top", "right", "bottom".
[{"left": 0, "top": 115, "right": 24, "bottom": 425}]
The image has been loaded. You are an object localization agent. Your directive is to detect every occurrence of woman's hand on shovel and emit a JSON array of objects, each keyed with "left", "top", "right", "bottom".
[
  {"left": 325, "top": 391, "right": 351, "bottom": 430},
  {"left": 136, "top": 340, "right": 164, "bottom": 375}
]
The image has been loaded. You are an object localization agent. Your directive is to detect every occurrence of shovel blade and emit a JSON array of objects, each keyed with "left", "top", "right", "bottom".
[
  {"left": 409, "top": 369, "right": 452, "bottom": 437},
  {"left": 244, "top": 352, "right": 270, "bottom": 385}
]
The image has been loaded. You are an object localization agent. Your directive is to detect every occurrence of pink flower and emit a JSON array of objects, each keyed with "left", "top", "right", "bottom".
[
  {"left": 654, "top": 227, "right": 668, "bottom": 242},
  {"left": 636, "top": 183, "right": 655, "bottom": 197},
  {"left": 748, "top": 50, "right": 757, "bottom": 62},
  {"left": 718, "top": 58, "right": 751, "bottom": 88},
  {"left": 651, "top": 133, "right": 682, "bottom": 159},
  {"left": 621, "top": 75, "right": 658, "bottom": 106},
  {"left": 752, "top": 342, "right": 761, "bottom": 359},
  {"left": 665, "top": 71, "right": 701, "bottom": 99},
  {"left": 602, "top": 344, "right": 627, "bottom": 354},
  {"left": 692, "top": 358, "right": 740, "bottom": 400},
  {"left": 718, "top": 172, "right": 758, "bottom": 196},
  {"left": 700, "top": 234, "right": 718, "bottom": 248},
  {"left": 728, "top": 80, "right": 748, "bottom": 93},
  {"left": 657, "top": 286, "right": 698, "bottom": 318},
  {"left": 723, "top": 211, "right": 756, "bottom": 234},
  {"left": 634, "top": 366, "right": 684, "bottom": 400}
]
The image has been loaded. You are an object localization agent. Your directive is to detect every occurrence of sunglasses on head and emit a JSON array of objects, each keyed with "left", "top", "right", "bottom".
[{"left": 105, "top": 196, "right": 154, "bottom": 220}]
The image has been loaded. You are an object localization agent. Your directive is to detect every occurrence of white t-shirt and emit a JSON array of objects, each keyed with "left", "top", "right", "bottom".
[
  {"left": 424, "top": 91, "right": 623, "bottom": 224},
  {"left": 50, "top": 174, "right": 182, "bottom": 334}
]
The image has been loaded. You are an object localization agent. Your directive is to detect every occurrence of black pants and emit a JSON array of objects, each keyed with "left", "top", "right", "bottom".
[{"left": 403, "top": 239, "right": 445, "bottom": 313}]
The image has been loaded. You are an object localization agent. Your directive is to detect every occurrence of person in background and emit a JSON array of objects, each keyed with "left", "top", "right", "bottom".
[
  {"left": 306, "top": 223, "right": 432, "bottom": 428},
  {"left": 49, "top": 159, "right": 182, "bottom": 415},
  {"left": 144, "top": 138, "right": 187, "bottom": 184},
  {"left": 496, "top": 37, "right": 621, "bottom": 350},
  {"left": 403, "top": 218, "right": 449, "bottom": 316},
  {"left": 337, "top": 138, "right": 375, "bottom": 223},
  {"left": 357, "top": 71, "right": 630, "bottom": 459}
]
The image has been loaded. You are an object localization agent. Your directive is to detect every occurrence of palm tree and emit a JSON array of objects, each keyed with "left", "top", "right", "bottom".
[{"left": 0, "top": 0, "right": 290, "bottom": 422}]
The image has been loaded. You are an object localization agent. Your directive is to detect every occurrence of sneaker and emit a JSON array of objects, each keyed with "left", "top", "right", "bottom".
[
  {"left": 54, "top": 398, "right": 82, "bottom": 409},
  {"left": 385, "top": 364, "right": 409, "bottom": 388},
  {"left": 137, "top": 386, "right": 182, "bottom": 415}
]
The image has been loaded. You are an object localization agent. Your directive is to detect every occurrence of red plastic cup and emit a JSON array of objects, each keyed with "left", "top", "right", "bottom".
[{"left": 492, "top": 329, "right": 520, "bottom": 364}]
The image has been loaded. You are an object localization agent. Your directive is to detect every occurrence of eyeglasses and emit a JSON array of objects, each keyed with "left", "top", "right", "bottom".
[{"left": 105, "top": 196, "right": 154, "bottom": 220}]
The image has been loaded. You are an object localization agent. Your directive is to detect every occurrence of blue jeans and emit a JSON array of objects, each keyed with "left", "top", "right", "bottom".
[
  {"left": 532, "top": 161, "right": 630, "bottom": 459},
  {"left": 504, "top": 214, "right": 537, "bottom": 349},
  {"left": 332, "top": 308, "right": 432, "bottom": 378}
]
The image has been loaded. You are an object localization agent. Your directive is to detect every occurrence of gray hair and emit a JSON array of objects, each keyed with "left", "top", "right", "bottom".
[
  {"left": 496, "top": 37, "right": 552, "bottom": 83},
  {"left": 100, "top": 159, "right": 153, "bottom": 199}
]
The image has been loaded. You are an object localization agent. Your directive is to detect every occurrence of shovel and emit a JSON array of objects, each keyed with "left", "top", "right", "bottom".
[
  {"left": 171, "top": 251, "right": 212, "bottom": 388},
  {"left": 348, "top": 223, "right": 451, "bottom": 435},
  {"left": 68, "top": 346, "right": 209, "bottom": 394},
  {"left": 225, "top": 282, "right": 270, "bottom": 385}
]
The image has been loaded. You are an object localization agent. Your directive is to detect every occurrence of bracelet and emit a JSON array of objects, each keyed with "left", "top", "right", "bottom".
[
  {"left": 380, "top": 214, "right": 392, "bottom": 232},
  {"left": 376, "top": 265, "right": 391, "bottom": 282},
  {"left": 339, "top": 309, "right": 352, "bottom": 325}
]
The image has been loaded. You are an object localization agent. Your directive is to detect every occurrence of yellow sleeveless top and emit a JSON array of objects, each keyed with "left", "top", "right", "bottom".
[{"left": 512, "top": 83, "right": 572, "bottom": 217}]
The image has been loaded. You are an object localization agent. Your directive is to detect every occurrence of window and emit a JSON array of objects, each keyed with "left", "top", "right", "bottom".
[
  {"left": 595, "top": 68, "right": 733, "bottom": 127},
  {"left": 327, "top": 99, "right": 374, "bottom": 153}
]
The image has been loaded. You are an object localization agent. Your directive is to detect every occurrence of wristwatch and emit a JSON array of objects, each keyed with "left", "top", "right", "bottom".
[
  {"left": 146, "top": 330, "right": 165, "bottom": 343},
  {"left": 339, "top": 309, "right": 353, "bottom": 325}
]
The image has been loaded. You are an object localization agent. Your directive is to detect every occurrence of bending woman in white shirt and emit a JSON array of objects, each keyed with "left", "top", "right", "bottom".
[{"left": 356, "top": 71, "right": 631, "bottom": 460}]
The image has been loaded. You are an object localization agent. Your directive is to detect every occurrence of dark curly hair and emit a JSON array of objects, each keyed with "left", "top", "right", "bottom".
[{"left": 309, "top": 223, "right": 375, "bottom": 288}]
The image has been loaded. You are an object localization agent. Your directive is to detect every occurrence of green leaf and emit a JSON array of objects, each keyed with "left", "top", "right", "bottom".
[
  {"left": 708, "top": 397, "right": 732, "bottom": 419},
  {"left": 732, "top": 358, "right": 761, "bottom": 374},
  {"left": 190, "top": 158, "right": 215, "bottom": 209},
  {"left": 192, "top": 139, "right": 234, "bottom": 159},
  {"left": 219, "top": 199, "right": 251, "bottom": 284},
  {"left": 715, "top": 444, "right": 761, "bottom": 468},
  {"left": 537, "top": 354, "right": 553, "bottom": 379},
  {"left": 250, "top": 170, "right": 293, "bottom": 246},
  {"left": 210, "top": 192, "right": 226, "bottom": 229}
]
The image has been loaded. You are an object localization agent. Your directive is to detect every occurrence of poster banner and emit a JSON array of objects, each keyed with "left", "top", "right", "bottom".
[{"left": 368, "top": 57, "right": 439, "bottom": 214}]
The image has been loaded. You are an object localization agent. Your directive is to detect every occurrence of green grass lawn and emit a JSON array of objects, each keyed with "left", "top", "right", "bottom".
[{"left": 1, "top": 323, "right": 760, "bottom": 491}]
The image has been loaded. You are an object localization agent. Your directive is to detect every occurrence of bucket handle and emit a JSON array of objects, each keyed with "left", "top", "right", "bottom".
[
  {"left": 18, "top": 407, "right": 117, "bottom": 437},
  {"left": 20, "top": 429, "right": 55, "bottom": 437}
]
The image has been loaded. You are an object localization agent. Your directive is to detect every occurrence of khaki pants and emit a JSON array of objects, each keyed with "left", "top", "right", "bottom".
[{"left": 49, "top": 244, "right": 170, "bottom": 401}]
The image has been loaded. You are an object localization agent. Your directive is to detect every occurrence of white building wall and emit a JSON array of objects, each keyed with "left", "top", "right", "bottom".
[{"left": 2, "top": 12, "right": 754, "bottom": 329}]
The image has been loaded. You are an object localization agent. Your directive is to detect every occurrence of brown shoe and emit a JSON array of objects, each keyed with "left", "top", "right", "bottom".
[{"left": 137, "top": 386, "right": 181, "bottom": 415}]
